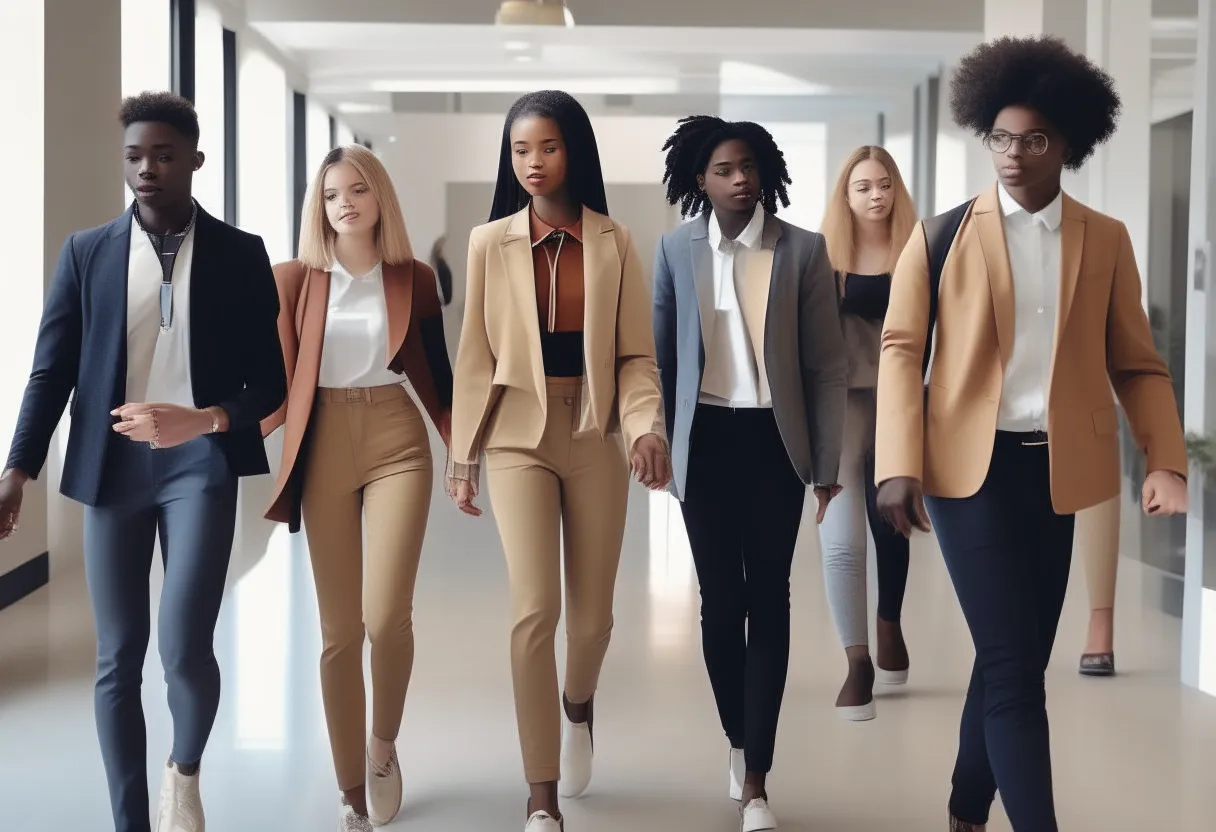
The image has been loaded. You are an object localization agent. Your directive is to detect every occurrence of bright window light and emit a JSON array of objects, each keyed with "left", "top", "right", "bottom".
[
  {"left": 370, "top": 77, "right": 678, "bottom": 95},
  {"left": 121, "top": 0, "right": 172, "bottom": 209},
  {"left": 238, "top": 47, "right": 291, "bottom": 262},
  {"left": 306, "top": 98, "right": 332, "bottom": 180},
  {"left": 193, "top": 2, "right": 226, "bottom": 218}
]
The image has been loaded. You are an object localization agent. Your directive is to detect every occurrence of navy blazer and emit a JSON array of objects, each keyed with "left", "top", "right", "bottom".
[
  {"left": 652, "top": 212, "right": 848, "bottom": 501},
  {"left": 6, "top": 205, "right": 287, "bottom": 507}
]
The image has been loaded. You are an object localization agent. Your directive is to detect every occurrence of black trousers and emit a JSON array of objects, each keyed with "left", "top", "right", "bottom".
[
  {"left": 864, "top": 448, "right": 911, "bottom": 622},
  {"left": 926, "top": 432, "right": 1075, "bottom": 832},
  {"left": 679, "top": 404, "right": 806, "bottom": 773}
]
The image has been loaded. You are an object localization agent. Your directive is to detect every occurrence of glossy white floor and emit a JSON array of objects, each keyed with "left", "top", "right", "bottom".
[{"left": 2, "top": 456, "right": 1216, "bottom": 832}]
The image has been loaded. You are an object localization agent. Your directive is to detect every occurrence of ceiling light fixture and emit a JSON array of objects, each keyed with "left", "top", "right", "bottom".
[
  {"left": 504, "top": 40, "right": 532, "bottom": 51},
  {"left": 370, "top": 76, "right": 676, "bottom": 96},
  {"left": 495, "top": 0, "right": 574, "bottom": 27}
]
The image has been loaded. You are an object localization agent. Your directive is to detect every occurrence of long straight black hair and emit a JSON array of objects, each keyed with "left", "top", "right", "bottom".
[{"left": 488, "top": 90, "right": 609, "bottom": 222}]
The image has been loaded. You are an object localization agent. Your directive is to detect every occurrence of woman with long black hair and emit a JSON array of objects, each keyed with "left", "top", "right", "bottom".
[{"left": 446, "top": 90, "right": 670, "bottom": 832}]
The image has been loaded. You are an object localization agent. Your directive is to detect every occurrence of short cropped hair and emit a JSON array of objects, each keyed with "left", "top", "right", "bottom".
[
  {"left": 119, "top": 91, "right": 201, "bottom": 146},
  {"left": 949, "top": 35, "right": 1121, "bottom": 170}
]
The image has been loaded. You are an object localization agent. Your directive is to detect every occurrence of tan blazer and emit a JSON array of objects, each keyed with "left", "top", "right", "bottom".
[
  {"left": 875, "top": 186, "right": 1186, "bottom": 514},
  {"left": 448, "top": 206, "right": 664, "bottom": 480},
  {"left": 260, "top": 259, "right": 450, "bottom": 530}
]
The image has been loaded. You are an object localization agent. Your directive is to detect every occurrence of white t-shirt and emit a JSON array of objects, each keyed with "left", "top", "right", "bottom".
[{"left": 317, "top": 261, "right": 404, "bottom": 389}]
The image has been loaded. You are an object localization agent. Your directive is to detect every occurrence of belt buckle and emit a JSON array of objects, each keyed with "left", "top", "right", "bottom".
[
  {"left": 345, "top": 388, "right": 363, "bottom": 403},
  {"left": 1022, "top": 429, "right": 1048, "bottom": 447}
]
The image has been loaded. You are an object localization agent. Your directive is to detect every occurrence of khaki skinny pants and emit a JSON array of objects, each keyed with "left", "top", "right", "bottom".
[
  {"left": 485, "top": 379, "right": 629, "bottom": 783},
  {"left": 1076, "top": 493, "right": 1120, "bottom": 611},
  {"left": 302, "top": 384, "right": 433, "bottom": 790}
]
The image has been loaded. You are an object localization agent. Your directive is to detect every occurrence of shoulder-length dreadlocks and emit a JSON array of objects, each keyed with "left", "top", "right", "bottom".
[
  {"left": 488, "top": 90, "right": 609, "bottom": 222},
  {"left": 660, "top": 115, "right": 792, "bottom": 218}
]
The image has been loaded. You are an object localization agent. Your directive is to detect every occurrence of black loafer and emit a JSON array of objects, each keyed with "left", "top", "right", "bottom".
[{"left": 1079, "top": 652, "right": 1116, "bottom": 677}]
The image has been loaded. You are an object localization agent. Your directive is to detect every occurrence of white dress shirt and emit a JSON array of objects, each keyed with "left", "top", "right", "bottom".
[
  {"left": 996, "top": 184, "right": 1063, "bottom": 432},
  {"left": 317, "top": 261, "right": 404, "bottom": 389},
  {"left": 699, "top": 202, "right": 771, "bottom": 408},
  {"left": 125, "top": 217, "right": 196, "bottom": 406}
]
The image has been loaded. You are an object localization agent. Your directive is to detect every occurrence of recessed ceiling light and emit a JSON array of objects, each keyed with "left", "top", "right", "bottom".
[
  {"left": 504, "top": 40, "right": 532, "bottom": 51},
  {"left": 370, "top": 77, "right": 677, "bottom": 95},
  {"left": 388, "top": 136, "right": 398, "bottom": 143},
  {"left": 337, "top": 102, "right": 391, "bottom": 114},
  {"left": 514, "top": 54, "right": 535, "bottom": 63}
]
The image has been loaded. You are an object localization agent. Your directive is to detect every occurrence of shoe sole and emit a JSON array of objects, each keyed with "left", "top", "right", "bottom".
[
  {"left": 836, "top": 701, "right": 877, "bottom": 721},
  {"left": 875, "top": 667, "right": 909, "bottom": 686}
]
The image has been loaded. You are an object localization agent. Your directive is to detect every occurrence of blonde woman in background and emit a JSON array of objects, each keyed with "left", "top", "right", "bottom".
[
  {"left": 261, "top": 145, "right": 453, "bottom": 831},
  {"left": 817, "top": 146, "right": 918, "bottom": 720}
]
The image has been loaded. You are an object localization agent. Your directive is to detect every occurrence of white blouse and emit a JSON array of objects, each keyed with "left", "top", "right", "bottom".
[{"left": 316, "top": 261, "right": 404, "bottom": 389}]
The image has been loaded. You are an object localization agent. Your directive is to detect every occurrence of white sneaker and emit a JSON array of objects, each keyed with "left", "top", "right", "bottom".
[
  {"left": 337, "top": 799, "right": 374, "bottom": 832},
  {"left": 740, "top": 798, "right": 778, "bottom": 832},
  {"left": 154, "top": 762, "right": 204, "bottom": 832},
  {"left": 367, "top": 745, "right": 402, "bottom": 826},
  {"left": 525, "top": 809, "right": 564, "bottom": 831},
  {"left": 558, "top": 711, "right": 593, "bottom": 798},
  {"left": 728, "top": 748, "right": 745, "bottom": 801}
]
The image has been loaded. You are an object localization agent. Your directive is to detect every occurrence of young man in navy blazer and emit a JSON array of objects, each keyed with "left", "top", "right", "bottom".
[{"left": 0, "top": 93, "right": 286, "bottom": 832}]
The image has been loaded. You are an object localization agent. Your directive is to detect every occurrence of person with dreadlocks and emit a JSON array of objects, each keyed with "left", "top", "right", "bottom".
[
  {"left": 653, "top": 115, "right": 847, "bottom": 832},
  {"left": 446, "top": 90, "right": 669, "bottom": 832},
  {"left": 875, "top": 36, "right": 1186, "bottom": 831}
]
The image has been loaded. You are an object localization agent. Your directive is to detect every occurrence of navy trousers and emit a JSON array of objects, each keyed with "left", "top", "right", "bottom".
[
  {"left": 83, "top": 436, "right": 238, "bottom": 832},
  {"left": 926, "top": 432, "right": 1075, "bottom": 832}
]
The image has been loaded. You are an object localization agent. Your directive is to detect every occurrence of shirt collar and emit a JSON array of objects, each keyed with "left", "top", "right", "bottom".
[
  {"left": 530, "top": 205, "right": 583, "bottom": 246},
  {"left": 708, "top": 201, "right": 766, "bottom": 252},
  {"left": 997, "top": 183, "right": 1063, "bottom": 231}
]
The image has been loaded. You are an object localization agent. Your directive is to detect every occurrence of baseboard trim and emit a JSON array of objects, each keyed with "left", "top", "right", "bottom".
[{"left": 0, "top": 552, "right": 50, "bottom": 611}]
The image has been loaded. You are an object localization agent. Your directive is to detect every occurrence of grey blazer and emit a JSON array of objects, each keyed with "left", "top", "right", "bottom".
[{"left": 652, "top": 211, "right": 848, "bottom": 500}]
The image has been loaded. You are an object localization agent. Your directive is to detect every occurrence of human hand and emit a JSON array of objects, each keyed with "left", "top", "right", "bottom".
[
  {"left": 1142, "top": 470, "right": 1188, "bottom": 516},
  {"left": 111, "top": 403, "right": 213, "bottom": 448},
  {"left": 0, "top": 469, "right": 28, "bottom": 540},
  {"left": 813, "top": 484, "right": 843, "bottom": 524},
  {"left": 630, "top": 433, "right": 671, "bottom": 491},
  {"left": 447, "top": 477, "right": 482, "bottom": 517},
  {"left": 876, "top": 476, "right": 931, "bottom": 538}
]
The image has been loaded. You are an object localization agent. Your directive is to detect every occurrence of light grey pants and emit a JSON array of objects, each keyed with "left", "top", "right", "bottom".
[{"left": 817, "top": 389, "right": 875, "bottom": 649}]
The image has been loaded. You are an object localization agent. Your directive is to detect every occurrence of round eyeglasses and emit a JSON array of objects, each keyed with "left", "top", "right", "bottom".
[{"left": 984, "top": 131, "right": 1049, "bottom": 156}]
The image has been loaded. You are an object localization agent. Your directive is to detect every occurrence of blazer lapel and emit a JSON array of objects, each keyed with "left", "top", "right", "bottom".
[
  {"left": 690, "top": 214, "right": 715, "bottom": 350},
  {"left": 500, "top": 206, "right": 545, "bottom": 392},
  {"left": 1056, "top": 194, "right": 1086, "bottom": 343},
  {"left": 581, "top": 209, "right": 620, "bottom": 431},
  {"left": 741, "top": 215, "right": 780, "bottom": 369},
  {"left": 381, "top": 260, "right": 415, "bottom": 366},
  {"left": 972, "top": 185, "right": 1015, "bottom": 369},
  {"left": 105, "top": 207, "right": 136, "bottom": 406},
  {"left": 297, "top": 266, "right": 330, "bottom": 388}
]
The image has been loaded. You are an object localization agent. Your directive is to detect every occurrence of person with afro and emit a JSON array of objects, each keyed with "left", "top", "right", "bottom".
[
  {"left": 874, "top": 35, "right": 1187, "bottom": 831},
  {"left": 653, "top": 115, "right": 847, "bottom": 832}
]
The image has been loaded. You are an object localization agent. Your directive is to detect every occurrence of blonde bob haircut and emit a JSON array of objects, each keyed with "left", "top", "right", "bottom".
[
  {"left": 297, "top": 144, "right": 414, "bottom": 270},
  {"left": 820, "top": 145, "right": 917, "bottom": 276}
]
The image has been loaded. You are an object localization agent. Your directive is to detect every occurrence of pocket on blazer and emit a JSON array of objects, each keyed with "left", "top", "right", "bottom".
[{"left": 1091, "top": 405, "right": 1119, "bottom": 436}]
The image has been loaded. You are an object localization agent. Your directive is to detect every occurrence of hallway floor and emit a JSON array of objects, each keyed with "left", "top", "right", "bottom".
[{"left": 2, "top": 461, "right": 1215, "bottom": 831}]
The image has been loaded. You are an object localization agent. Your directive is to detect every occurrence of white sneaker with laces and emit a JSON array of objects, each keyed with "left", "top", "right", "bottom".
[
  {"left": 558, "top": 711, "right": 593, "bottom": 799},
  {"left": 740, "top": 797, "right": 778, "bottom": 832},
  {"left": 367, "top": 745, "right": 402, "bottom": 826},
  {"left": 337, "top": 799, "right": 374, "bottom": 832},
  {"left": 524, "top": 810, "right": 564, "bottom": 831},
  {"left": 729, "top": 748, "right": 745, "bottom": 801},
  {"left": 154, "top": 762, "right": 204, "bottom": 832}
]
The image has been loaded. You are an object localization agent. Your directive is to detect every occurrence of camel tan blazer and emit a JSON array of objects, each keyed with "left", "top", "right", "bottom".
[
  {"left": 448, "top": 206, "right": 664, "bottom": 481},
  {"left": 875, "top": 186, "right": 1186, "bottom": 514},
  {"left": 260, "top": 259, "right": 451, "bottom": 530}
]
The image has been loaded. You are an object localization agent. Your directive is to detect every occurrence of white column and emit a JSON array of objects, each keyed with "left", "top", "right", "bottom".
[{"left": 1183, "top": 0, "right": 1216, "bottom": 694}]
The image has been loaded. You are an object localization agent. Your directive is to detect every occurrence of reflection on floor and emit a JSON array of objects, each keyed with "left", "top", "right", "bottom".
[{"left": 2, "top": 458, "right": 1216, "bottom": 831}]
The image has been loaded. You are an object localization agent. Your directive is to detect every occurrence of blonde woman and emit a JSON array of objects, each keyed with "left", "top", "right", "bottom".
[
  {"left": 447, "top": 90, "right": 669, "bottom": 832},
  {"left": 817, "top": 145, "right": 918, "bottom": 720},
  {"left": 261, "top": 145, "right": 453, "bottom": 831}
]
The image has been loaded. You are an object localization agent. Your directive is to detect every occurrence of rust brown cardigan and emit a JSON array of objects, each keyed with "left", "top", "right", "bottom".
[{"left": 260, "top": 259, "right": 453, "bottom": 531}]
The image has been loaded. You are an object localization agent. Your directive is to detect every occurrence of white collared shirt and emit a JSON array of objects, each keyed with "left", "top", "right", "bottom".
[
  {"left": 317, "top": 261, "right": 405, "bottom": 390},
  {"left": 125, "top": 216, "right": 196, "bottom": 406},
  {"left": 996, "top": 184, "right": 1063, "bottom": 432},
  {"left": 699, "top": 202, "right": 771, "bottom": 408}
]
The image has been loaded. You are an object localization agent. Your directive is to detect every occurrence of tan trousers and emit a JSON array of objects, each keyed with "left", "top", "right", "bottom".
[
  {"left": 301, "top": 384, "right": 433, "bottom": 790},
  {"left": 1077, "top": 493, "right": 1120, "bottom": 611},
  {"left": 485, "top": 379, "right": 630, "bottom": 783}
]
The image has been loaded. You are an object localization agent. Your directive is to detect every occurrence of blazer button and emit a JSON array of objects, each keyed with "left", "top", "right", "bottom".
[{"left": 604, "top": 360, "right": 610, "bottom": 369}]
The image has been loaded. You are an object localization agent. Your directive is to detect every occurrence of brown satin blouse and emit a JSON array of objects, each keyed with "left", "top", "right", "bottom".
[{"left": 530, "top": 207, "right": 585, "bottom": 377}]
